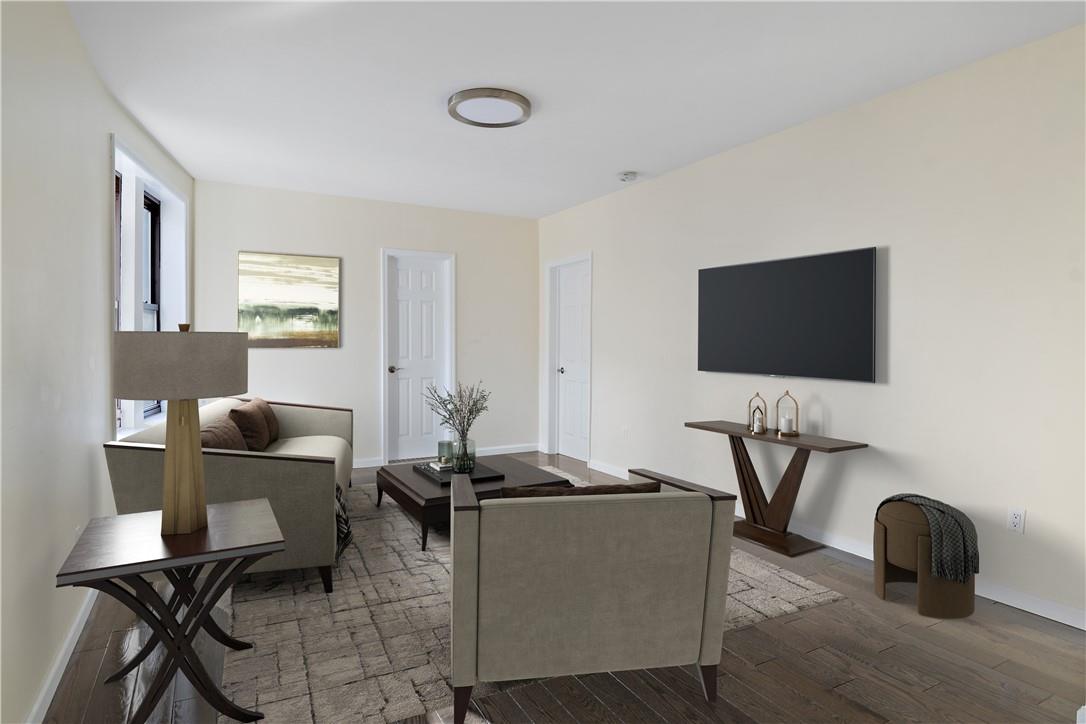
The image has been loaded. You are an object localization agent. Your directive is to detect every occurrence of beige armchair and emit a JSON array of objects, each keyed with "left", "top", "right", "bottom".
[
  {"left": 449, "top": 468, "right": 736, "bottom": 724},
  {"left": 104, "top": 397, "right": 353, "bottom": 591}
]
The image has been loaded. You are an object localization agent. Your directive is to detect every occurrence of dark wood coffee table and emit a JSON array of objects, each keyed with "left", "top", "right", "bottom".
[{"left": 376, "top": 455, "right": 571, "bottom": 549}]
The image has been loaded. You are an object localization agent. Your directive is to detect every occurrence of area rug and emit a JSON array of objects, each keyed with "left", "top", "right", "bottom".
[{"left": 220, "top": 470, "right": 842, "bottom": 724}]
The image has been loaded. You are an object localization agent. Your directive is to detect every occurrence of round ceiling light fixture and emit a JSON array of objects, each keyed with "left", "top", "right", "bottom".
[{"left": 448, "top": 87, "right": 531, "bottom": 128}]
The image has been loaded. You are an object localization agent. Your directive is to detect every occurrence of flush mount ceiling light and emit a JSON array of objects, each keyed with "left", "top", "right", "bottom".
[{"left": 448, "top": 88, "right": 531, "bottom": 128}]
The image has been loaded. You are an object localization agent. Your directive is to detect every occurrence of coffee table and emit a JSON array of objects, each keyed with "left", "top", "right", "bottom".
[{"left": 376, "top": 454, "right": 571, "bottom": 549}]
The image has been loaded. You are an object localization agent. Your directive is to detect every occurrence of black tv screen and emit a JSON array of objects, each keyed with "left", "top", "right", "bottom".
[{"left": 698, "top": 248, "right": 876, "bottom": 382}]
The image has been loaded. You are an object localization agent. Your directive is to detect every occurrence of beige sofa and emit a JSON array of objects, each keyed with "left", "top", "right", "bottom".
[
  {"left": 104, "top": 397, "right": 353, "bottom": 592},
  {"left": 449, "top": 468, "right": 736, "bottom": 724}
]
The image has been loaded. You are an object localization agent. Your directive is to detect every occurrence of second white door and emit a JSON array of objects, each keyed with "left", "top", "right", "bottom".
[
  {"left": 555, "top": 259, "right": 591, "bottom": 461},
  {"left": 386, "top": 252, "right": 452, "bottom": 461}
]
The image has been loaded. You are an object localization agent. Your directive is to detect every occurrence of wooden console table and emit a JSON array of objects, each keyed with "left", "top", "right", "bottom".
[{"left": 686, "top": 420, "right": 867, "bottom": 556}]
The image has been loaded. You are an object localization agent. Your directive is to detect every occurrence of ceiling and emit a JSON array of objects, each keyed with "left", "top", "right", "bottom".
[{"left": 70, "top": 2, "right": 1084, "bottom": 219}]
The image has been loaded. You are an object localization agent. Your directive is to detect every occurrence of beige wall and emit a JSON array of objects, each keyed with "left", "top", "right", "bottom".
[
  {"left": 1, "top": 3, "right": 195, "bottom": 721},
  {"left": 194, "top": 181, "right": 539, "bottom": 462},
  {"left": 539, "top": 28, "right": 1085, "bottom": 624}
]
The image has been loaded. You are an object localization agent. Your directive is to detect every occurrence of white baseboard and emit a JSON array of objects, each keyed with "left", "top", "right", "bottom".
[
  {"left": 27, "top": 589, "right": 97, "bottom": 723},
  {"left": 356, "top": 444, "right": 540, "bottom": 469},
  {"left": 787, "top": 517, "right": 1086, "bottom": 630},
  {"left": 588, "top": 459, "right": 630, "bottom": 480},
  {"left": 973, "top": 582, "right": 1086, "bottom": 630},
  {"left": 353, "top": 456, "right": 384, "bottom": 469},
  {"left": 476, "top": 443, "right": 540, "bottom": 456},
  {"left": 587, "top": 459, "right": 1086, "bottom": 631}
]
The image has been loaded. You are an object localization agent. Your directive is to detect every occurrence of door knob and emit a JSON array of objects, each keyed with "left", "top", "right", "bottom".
[
  {"left": 558, "top": 367, "right": 566, "bottom": 374},
  {"left": 388, "top": 365, "right": 400, "bottom": 374}
]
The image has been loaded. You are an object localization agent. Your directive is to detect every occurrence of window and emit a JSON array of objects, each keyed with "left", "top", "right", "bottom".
[
  {"left": 113, "top": 139, "right": 189, "bottom": 437},
  {"left": 142, "top": 191, "right": 162, "bottom": 418},
  {"left": 115, "top": 172, "right": 123, "bottom": 429}
]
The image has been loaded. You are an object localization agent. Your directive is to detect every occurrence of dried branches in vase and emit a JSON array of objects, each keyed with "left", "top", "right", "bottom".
[{"left": 424, "top": 381, "right": 490, "bottom": 473}]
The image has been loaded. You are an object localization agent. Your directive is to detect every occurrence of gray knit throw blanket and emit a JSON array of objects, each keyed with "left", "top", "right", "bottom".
[{"left": 879, "top": 494, "right": 979, "bottom": 584}]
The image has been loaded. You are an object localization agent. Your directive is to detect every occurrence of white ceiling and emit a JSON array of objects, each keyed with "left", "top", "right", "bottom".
[{"left": 70, "top": 2, "right": 1084, "bottom": 218}]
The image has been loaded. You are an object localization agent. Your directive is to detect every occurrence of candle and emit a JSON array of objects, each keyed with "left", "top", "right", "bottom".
[
  {"left": 753, "top": 411, "right": 765, "bottom": 434},
  {"left": 780, "top": 416, "right": 795, "bottom": 434},
  {"left": 438, "top": 440, "right": 453, "bottom": 464}
]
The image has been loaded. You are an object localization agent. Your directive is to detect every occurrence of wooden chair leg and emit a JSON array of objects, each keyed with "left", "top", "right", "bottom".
[
  {"left": 453, "top": 685, "right": 473, "bottom": 724},
  {"left": 318, "top": 566, "right": 333, "bottom": 593},
  {"left": 698, "top": 664, "right": 717, "bottom": 702}
]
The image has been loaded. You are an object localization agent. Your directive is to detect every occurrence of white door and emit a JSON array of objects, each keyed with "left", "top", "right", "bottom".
[
  {"left": 556, "top": 259, "right": 591, "bottom": 461},
  {"left": 386, "top": 253, "right": 452, "bottom": 460}
]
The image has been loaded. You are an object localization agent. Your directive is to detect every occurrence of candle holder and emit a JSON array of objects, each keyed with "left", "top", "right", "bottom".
[
  {"left": 775, "top": 390, "right": 800, "bottom": 437},
  {"left": 437, "top": 440, "right": 453, "bottom": 465},
  {"left": 747, "top": 392, "right": 768, "bottom": 435}
]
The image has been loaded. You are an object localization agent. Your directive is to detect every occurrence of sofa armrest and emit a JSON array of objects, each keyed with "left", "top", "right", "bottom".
[
  {"left": 104, "top": 442, "right": 337, "bottom": 570},
  {"left": 450, "top": 474, "right": 480, "bottom": 687},
  {"left": 233, "top": 398, "right": 353, "bottom": 445}
]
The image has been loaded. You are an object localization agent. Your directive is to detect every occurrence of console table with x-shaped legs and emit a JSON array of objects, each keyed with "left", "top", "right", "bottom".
[{"left": 57, "top": 499, "right": 285, "bottom": 723}]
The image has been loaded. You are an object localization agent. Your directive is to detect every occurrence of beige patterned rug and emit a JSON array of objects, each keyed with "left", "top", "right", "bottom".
[{"left": 220, "top": 470, "right": 842, "bottom": 724}]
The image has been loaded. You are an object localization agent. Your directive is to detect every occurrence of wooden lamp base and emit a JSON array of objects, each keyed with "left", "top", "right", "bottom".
[{"left": 162, "top": 398, "right": 208, "bottom": 535}]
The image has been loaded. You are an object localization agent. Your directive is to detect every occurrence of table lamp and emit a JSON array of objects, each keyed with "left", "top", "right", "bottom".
[{"left": 113, "top": 325, "right": 248, "bottom": 535}]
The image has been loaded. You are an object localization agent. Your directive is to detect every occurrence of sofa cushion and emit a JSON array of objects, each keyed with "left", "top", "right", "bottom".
[
  {"left": 247, "top": 397, "right": 280, "bottom": 443},
  {"left": 265, "top": 435, "right": 353, "bottom": 489},
  {"left": 230, "top": 400, "right": 271, "bottom": 452},
  {"left": 501, "top": 481, "right": 660, "bottom": 498},
  {"left": 200, "top": 417, "right": 246, "bottom": 451},
  {"left": 121, "top": 398, "right": 243, "bottom": 445}
]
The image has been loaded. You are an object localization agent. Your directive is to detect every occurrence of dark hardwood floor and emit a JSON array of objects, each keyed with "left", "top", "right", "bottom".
[
  {"left": 43, "top": 583, "right": 226, "bottom": 724},
  {"left": 47, "top": 453, "right": 1085, "bottom": 723},
  {"left": 461, "top": 453, "right": 1085, "bottom": 724}
]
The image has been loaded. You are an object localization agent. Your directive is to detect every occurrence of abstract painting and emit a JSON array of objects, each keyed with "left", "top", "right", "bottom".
[{"left": 238, "top": 251, "right": 340, "bottom": 348}]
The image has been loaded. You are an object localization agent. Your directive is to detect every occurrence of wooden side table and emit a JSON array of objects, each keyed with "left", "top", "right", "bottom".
[
  {"left": 686, "top": 420, "right": 868, "bottom": 556},
  {"left": 56, "top": 498, "right": 285, "bottom": 723}
]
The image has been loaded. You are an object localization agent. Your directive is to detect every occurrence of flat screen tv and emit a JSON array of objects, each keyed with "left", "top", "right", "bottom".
[{"left": 698, "top": 248, "right": 876, "bottom": 382}]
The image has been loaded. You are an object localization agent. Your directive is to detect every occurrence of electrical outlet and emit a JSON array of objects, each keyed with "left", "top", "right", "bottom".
[{"left": 1007, "top": 508, "right": 1026, "bottom": 535}]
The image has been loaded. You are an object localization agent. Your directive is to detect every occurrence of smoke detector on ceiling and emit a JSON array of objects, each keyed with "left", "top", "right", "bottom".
[{"left": 617, "top": 171, "right": 639, "bottom": 183}]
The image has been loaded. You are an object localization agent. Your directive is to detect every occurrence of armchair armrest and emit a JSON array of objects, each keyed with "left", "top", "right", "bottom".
[
  {"left": 450, "top": 474, "right": 480, "bottom": 687},
  {"left": 452, "top": 475, "right": 480, "bottom": 511},
  {"left": 628, "top": 469, "right": 737, "bottom": 501}
]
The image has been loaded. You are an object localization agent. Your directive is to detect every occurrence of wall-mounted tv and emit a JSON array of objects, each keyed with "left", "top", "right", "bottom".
[{"left": 698, "top": 248, "right": 876, "bottom": 382}]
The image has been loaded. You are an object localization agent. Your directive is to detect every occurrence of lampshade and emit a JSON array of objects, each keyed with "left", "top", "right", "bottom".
[{"left": 113, "top": 331, "right": 248, "bottom": 400}]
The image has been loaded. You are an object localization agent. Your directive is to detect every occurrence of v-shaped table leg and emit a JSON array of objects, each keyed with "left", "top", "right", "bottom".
[{"left": 727, "top": 436, "right": 822, "bottom": 556}]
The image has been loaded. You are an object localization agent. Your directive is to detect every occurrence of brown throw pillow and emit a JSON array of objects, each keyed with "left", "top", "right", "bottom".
[
  {"left": 501, "top": 481, "right": 661, "bottom": 498},
  {"left": 229, "top": 400, "right": 271, "bottom": 452},
  {"left": 200, "top": 417, "right": 246, "bottom": 451},
  {"left": 248, "top": 397, "right": 280, "bottom": 443}
]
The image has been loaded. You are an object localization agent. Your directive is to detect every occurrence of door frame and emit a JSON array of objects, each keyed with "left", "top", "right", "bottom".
[
  {"left": 379, "top": 248, "right": 456, "bottom": 464},
  {"left": 541, "top": 252, "right": 592, "bottom": 457}
]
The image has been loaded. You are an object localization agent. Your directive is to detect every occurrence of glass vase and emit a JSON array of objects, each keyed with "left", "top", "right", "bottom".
[{"left": 452, "top": 438, "right": 476, "bottom": 473}]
